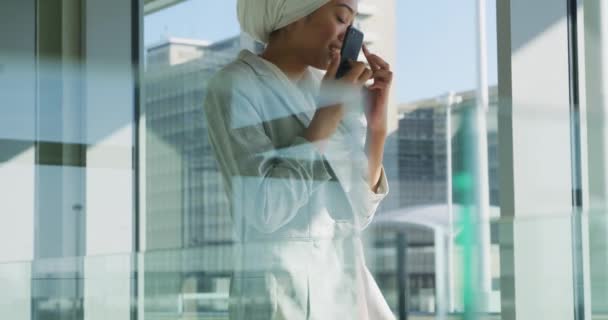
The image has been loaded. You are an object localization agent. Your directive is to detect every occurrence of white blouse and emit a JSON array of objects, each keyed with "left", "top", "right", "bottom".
[{"left": 204, "top": 49, "right": 395, "bottom": 320}]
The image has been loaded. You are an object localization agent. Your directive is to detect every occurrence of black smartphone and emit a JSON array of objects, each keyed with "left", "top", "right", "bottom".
[{"left": 336, "top": 26, "right": 364, "bottom": 79}]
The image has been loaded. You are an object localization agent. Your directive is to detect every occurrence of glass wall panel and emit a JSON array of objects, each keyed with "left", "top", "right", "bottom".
[
  {"left": 1, "top": 0, "right": 136, "bottom": 319},
  {"left": 143, "top": 4, "right": 240, "bottom": 319},
  {"left": 141, "top": 1, "right": 499, "bottom": 319},
  {"left": 582, "top": 0, "right": 608, "bottom": 318},
  {"left": 2, "top": 0, "right": 608, "bottom": 319}
]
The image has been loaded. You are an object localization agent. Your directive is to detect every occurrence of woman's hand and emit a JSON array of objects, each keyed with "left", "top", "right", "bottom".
[
  {"left": 305, "top": 51, "right": 373, "bottom": 151},
  {"left": 318, "top": 51, "right": 374, "bottom": 108},
  {"left": 362, "top": 44, "right": 393, "bottom": 136}
]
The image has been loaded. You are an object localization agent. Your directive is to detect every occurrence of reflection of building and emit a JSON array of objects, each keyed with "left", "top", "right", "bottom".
[
  {"left": 368, "top": 87, "right": 500, "bottom": 315},
  {"left": 143, "top": 37, "right": 243, "bottom": 316},
  {"left": 395, "top": 87, "right": 500, "bottom": 208},
  {"left": 145, "top": 36, "right": 242, "bottom": 250},
  {"left": 146, "top": 36, "right": 258, "bottom": 69},
  {"left": 369, "top": 225, "right": 437, "bottom": 313}
]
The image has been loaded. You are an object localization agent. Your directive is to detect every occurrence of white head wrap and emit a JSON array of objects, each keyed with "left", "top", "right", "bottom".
[{"left": 237, "top": 0, "right": 331, "bottom": 44}]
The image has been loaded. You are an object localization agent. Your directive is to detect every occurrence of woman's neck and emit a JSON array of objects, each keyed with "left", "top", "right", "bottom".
[{"left": 260, "top": 42, "right": 307, "bottom": 82}]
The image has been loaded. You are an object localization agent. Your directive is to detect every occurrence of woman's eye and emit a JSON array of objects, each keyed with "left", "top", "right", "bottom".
[{"left": 337, "top": 16, "right": 346, "bottom": 24}]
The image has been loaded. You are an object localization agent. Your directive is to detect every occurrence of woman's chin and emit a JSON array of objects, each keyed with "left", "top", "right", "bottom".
[
  {"left": 307, "top": 53, "right": 333, "bottom": 70},
  {"left": 315, "top": 58, "right": 332, "bottom": 70}
]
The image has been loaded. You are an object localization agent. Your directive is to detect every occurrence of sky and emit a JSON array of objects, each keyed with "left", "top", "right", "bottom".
[{"left": 144, "top": 0, "right": 498, "bottom": 104}]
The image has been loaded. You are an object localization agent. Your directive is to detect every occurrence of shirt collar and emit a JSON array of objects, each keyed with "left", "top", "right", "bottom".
[
  {"left": 237, "top": 49, "right": 281, "bottom": 79},
  {"left": 237, "top": 49, "right": 321, "bottom": 93}
]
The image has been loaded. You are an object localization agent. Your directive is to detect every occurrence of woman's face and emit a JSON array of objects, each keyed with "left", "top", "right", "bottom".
[{"left": 287, "top": 0, "right": 358, "bottom": 70}]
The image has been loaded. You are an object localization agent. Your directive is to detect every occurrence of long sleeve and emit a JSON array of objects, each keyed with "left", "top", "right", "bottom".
[
  {"left": 325, "top": 110, "right": 390, "bottom": 231},
  {"left": 357, "top": 166, "right": 389, "bottom": 229},
  {"left": 204, "top": 81, "right": 334, "bottom": 235}
]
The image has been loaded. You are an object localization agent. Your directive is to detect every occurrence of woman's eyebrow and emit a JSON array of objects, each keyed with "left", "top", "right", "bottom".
[{"left": 336, "top": 3, "right": 355, "bottom": 15}]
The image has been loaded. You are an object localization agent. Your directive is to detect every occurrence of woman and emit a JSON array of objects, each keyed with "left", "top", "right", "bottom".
[{"left": 204, "top": 0, "right": 395, "bottom": 319}]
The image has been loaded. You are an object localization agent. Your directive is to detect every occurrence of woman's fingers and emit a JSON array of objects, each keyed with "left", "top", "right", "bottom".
[
  {"left": 368, "top": 54, "right": 390, "bottom": 70},
  {"left": 368, "top": 69, "right": 393, "bottom": 90},
  {"left": 344, "top": 61, "right": 368, "bottom": 82},
  {"left": 324, "top": 51, "right": 341, "bottom": 80},
  {"left": 362, "top": 44, "right": 378, "bottom": 70},
  {"left": 362, "top": 44, "right": 390, "bottom": 71},
  {"left": 372, "top": 69, "right": 393, "bottom": 82},
  {"left": 357, "top": 68, "right": 374, "bottom": 85},
  {"left": 362, "top": 43, "right": 371, "bottom": 57},
  {"left": 341, "top": 60, "right": 387, "bottom": 86}
]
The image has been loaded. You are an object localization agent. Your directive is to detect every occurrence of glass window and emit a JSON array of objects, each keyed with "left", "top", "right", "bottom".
[
  {"left": 1, "top": 0, "right": 136, "bottom": 319},
  {"left": 3, "top": 0, "right": 608, "bottom": 319},
  {"left": 141, "top": 1, "right": 499, "bottom": 319}
]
